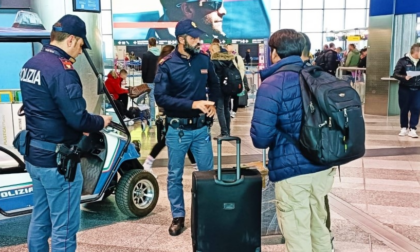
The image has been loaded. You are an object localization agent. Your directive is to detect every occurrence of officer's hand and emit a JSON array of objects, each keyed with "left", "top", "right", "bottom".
[
  {"left": 101, "top": 115, "right": 113, "bottom": 128},
  {"left": 406, "top": 76, "right": 412, "bottom": 81},
  {"left": 206, "top": 105, "right": 216, "bottom": 117},
  {"left": 192, "top": 101, "right": 215, "bottom": 114}
]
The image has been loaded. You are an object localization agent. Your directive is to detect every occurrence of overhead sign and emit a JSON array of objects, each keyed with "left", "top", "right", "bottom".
[
  {"left": 73, "top": 0, "right": 101, "bottom": 13},
  {"left": 347, "top": 35, "right": 361, "bottom": 41}
]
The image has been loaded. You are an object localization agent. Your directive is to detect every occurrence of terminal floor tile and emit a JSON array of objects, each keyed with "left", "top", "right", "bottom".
[{"left": 1, "top": 103, "right": 420, "bottom": 251}]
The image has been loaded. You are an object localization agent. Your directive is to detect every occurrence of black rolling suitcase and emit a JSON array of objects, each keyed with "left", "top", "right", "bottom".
[
  {"left": 238, "top": 92, "right": 248, "bottom": 107},
  {"left": 191, "top": 136, "right": 262, "bottom": 252}
]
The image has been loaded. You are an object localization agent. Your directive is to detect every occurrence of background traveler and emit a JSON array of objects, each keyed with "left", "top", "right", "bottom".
[
  {"left": 20, "top": 14, "right": 112, "bottom": 252},
  {"left": 210, "top": 43, "right": 233, "bottom": 138},
  {"left": 245, "top": 48, "right": 251, "bottom": 66},
  {"left": 251, "top": 29, "right": 335, "bottom": 252},
  {"left": 393, "top": 43, "right": 420, "bottom": 138},
  {"left": 358, "top": 48, "right": 368, "bottom": 68},
  {"left": 345, "top": 43, "right": 360, "bottom": 67},
  {"left": 141, "top": 37, "right": 161, "bottom": 124},
  {"left": 105, "top": 69, "right": 129, "bottom": 117},
  {"left": 154, "top": 19, "right": 220, "bottom": 236}
]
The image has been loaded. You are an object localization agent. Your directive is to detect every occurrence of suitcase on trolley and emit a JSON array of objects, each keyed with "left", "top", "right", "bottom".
[{"left": 191, "top": 136, "right": 262, "bottom": 252}]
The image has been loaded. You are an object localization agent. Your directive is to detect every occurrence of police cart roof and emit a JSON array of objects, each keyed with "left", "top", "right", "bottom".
[
  {"left": 0, "top": 11, "right": 50, "bottom": 43},
  {"left": 0, "top": 27, "right": 50, "bottom": 43}
]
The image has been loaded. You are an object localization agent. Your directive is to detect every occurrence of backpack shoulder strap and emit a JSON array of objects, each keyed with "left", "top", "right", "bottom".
[{"left": 274, "top": 64, "right": 303, "bottom": 75}]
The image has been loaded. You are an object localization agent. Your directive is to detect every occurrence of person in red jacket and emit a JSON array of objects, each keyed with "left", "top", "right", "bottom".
[{"left": 105, "top": 69, "right": 128, "bottom": 116}]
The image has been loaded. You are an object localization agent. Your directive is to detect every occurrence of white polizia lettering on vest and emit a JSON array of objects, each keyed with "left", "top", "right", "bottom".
[{"left": 20, "top": 68, "right": 41, "bottom": 85}]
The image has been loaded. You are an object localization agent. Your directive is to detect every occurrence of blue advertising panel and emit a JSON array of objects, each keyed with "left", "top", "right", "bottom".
[
  {"left": 112, "top": 0, "right": 270, "bottom": 45},
  {"left": 73, "top": 0, "right": 101, "bottom": 13}
]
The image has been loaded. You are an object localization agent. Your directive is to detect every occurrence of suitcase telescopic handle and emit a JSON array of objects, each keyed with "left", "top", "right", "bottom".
[
  {"left": 216, "top": 136, "right": 243, "bottom": 185},
  {"left": 262, "top": 148, "right": 268, "bottom": 169}
]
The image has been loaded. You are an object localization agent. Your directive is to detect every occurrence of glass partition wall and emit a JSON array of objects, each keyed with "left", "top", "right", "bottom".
[{"left": 270, "top": 0, "right": 370, "bottom": 52}]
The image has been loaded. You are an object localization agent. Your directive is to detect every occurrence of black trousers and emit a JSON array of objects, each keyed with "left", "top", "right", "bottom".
[{"left": 116, "top": 93, "right": 128, "bottom": 116}]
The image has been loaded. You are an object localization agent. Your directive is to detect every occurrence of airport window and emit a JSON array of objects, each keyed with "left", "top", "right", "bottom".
[
  {"left": 346, "top": 0, "right": 367, "bottom": 8},
  {"left": 270, "top": 10, "right": 280, "bottom": 33},
  {"left": 324, "top": 0, "right": 345, "bottom": 9},
  {"left": 270, "top": 0, "right": 369, "bottom": 54},
  {"left": 271, "top": 0, "right": 280, "bottom": 9},
  {"left": 324, "top": 10, "right": 345, "bottom": 31},
  {"left": 280, "top": 0, "right": 302, "bottom": 10},
  {"left": 302, "top": 10, "right": 323, "bottom": 32},
  {"left": 303, "top": 0, "right": 324, "bottom": 9},
  {"left": 280, "top": 10, "right": 302, "bottom": 31},
  {"left": 345, "top": 9, "right": 366, "bottom": 29}
]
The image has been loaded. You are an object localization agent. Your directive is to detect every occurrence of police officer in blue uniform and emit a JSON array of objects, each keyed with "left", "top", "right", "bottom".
[
  {"left": 154, "top": 19, "right": 220, "bottom": 236},
  {"left": 20, "top": 15, "right": 112, "bottom": 252}
]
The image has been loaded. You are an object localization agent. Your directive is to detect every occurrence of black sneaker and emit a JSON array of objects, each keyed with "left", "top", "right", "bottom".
[{"left": 169, "top": 217, "right": 185, "bottom": 236}]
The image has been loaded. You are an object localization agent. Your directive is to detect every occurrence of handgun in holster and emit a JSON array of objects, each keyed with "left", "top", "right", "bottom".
[{"left": 56, "top": 144, "right": 81, "bottom": 182}]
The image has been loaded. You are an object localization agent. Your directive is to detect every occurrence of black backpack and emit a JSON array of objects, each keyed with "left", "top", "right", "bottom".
[
  {"left": 314, "top": 52, "right": 326, "bottom": 69},
  {"left": 277, "top": 64, "right": 365, "bottom": 167},
  {"left": 219, "top": 58, "right": 243, "bottom": 96},
  {"left": 127, "top": 107, "right": 140, "bottom": 119}
]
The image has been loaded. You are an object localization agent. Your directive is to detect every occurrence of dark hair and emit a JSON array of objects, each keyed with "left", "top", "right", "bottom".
[
  {"left": 157, "top": 45, "right": 175, "bottom": 71},
  {"left": 329, "top": 43, "right": 335, "bottom": 48},
  {"left": 410, "top": 43, "right": 420, "bottom": 54},
  {"left": 337, "top": 47, "right": 342, "bottom": 51},
  {"left": 51, "top": 22, "right": 71, "bottom": 42},
  {"left": 300, "top": 32, "right": 311, "bottom": 58},
  {"left": 360, "top": 48, "right": 367, "bottom": 54},
  {"left": 349, "top": 43, "right": 356, "bottom": 49},
  {"left": 148, "top": 37, "right": 157, "bottom": 46},
  {"left": 212, "top": 38, "right": 220, "bottom": 44},
  {"left": 269, "top": 29, "right": 305, "bottom": 59}
]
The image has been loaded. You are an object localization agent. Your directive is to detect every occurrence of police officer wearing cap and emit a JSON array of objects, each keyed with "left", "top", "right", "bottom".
[
  {"left": 154, "top": 19, "right": 220, "bottom": 236},
  {"left": 147, "top": 0, "right": 227, "bottom": 40},
  {"left": 20, "top": 15, "right": 112, "bottom": 251}
]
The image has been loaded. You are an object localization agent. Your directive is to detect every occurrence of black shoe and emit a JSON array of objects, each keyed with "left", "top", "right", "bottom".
[{"left": 169, "top": 217, "right": 185, "bottom": 236}]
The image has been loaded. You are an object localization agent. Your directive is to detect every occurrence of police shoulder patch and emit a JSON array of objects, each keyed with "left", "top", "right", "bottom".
[
  {"left": 59, "top": 58, "right": 74, "bottom": 70},
  {"left": 159, "top": 54, "right": 173, "bottom": 65},
  {"left": 200, "top": 50, "right": 210, "bottom": 57}
]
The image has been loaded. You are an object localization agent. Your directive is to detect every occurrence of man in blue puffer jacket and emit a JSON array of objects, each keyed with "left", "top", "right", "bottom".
[{"left": 251, "top": 29, "right": 336, "bottom": 252}]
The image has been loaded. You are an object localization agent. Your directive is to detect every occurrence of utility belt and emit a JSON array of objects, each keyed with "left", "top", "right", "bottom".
[
  {"left": 166, "top": 114, "right": 213, "bottom": 143},
  {"left": 13, "top": 130, "right": 80, "bottom": 182},
  {"left": 166, "top": 113, "right": 213, "bottom": 130}
]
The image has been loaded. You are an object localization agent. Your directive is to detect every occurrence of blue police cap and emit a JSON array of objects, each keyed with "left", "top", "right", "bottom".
[
  {"left": 52, "top": 14, "right": 91, "bottom": 49},
  {"left": 175, "top": 19, "right": 205, "bottom": 38}
]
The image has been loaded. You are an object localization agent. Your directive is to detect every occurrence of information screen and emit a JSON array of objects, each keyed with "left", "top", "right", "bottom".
[
  {"left": 112, "top": 0, "right": 270, "bottom": 45},
  {"left": 73, "top": 0, "right": 101, "bottom": 13}
]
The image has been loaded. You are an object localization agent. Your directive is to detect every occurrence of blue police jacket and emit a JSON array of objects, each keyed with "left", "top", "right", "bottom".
[
  {"left": 154, "top": 47, "right": 220, "bottom": 118},
  {"left": 20, "top": 44, "right": 104, "bottom": 167}
]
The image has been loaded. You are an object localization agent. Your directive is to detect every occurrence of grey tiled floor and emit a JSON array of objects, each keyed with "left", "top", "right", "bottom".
[{"left": 1, "top": 103, "right": 420, "bottom": 251}]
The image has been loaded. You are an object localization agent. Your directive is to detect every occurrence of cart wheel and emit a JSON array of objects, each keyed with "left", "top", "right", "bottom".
[
  {"left": 128, "top": 120, "right": 134, "bottom": 126},
  {"left": 115, "top": 169, "right": 159, "bottom": 217}
]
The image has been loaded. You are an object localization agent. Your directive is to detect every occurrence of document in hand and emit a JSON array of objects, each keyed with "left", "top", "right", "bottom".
[{"left": 406, "top": 71, "right": 420, "bottom": 77}]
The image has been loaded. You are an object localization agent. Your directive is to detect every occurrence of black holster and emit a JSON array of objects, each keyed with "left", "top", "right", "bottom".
[{"left": 56, "top": 144, "right": 81, "bottom": 182}]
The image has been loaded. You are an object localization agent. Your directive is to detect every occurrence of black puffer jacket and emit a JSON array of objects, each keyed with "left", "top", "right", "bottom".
[
  {"left": 393, "top": 54, "right": 420, "bottom": 88},
  {"left": 323, "top": 49, "right": 339, "bottom": 73}
]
